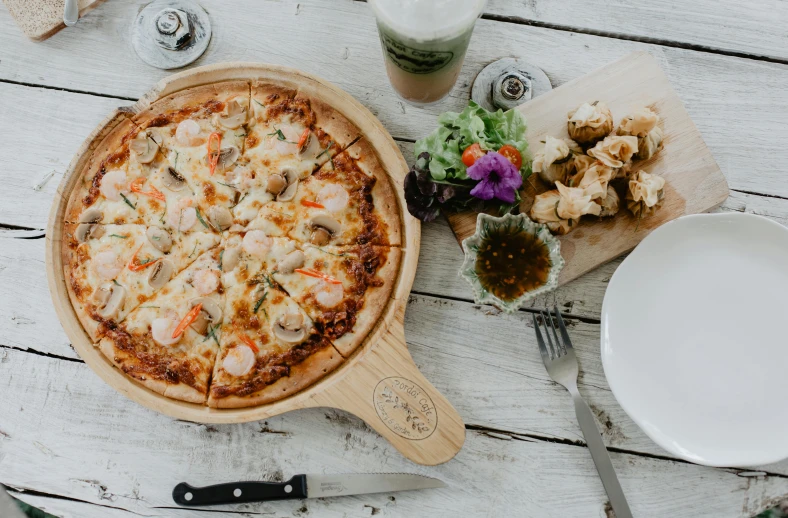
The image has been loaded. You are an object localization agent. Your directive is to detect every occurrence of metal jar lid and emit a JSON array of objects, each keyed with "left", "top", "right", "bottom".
[
  {"left": 471, "top": 58, "right": 552, "bottom": 111},
  {"left": 132, "top": 0, "right": 212, "bottom": 69}
]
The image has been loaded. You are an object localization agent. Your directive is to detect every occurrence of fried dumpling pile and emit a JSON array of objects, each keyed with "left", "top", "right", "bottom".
[{"left": 530, "top": 103, "right": 668, "bottom": 234}]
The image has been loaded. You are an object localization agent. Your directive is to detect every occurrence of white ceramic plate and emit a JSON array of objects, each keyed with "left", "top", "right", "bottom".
[{"left": 601, "top": 213, "right": 788, "bottom": 467}]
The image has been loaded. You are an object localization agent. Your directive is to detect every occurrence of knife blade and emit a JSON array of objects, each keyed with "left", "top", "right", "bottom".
[{"left": 172, "top": 473, "right": 445, "bottom": 506}]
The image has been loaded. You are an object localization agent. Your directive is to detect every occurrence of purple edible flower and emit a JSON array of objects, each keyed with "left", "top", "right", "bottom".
[{"left": 466, "top": 151, "right": 523, "bottom": 204}]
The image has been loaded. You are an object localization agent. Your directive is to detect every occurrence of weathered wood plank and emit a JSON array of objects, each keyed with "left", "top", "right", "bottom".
[
  {"left": 2, "top": 347, "right": 787, "bottom": 518},
  {"left": 0, "top": 2, "right": 787, "bottom": 198},
  {"left": 485, "top": 0, "right": 788, "bottom": 62}
]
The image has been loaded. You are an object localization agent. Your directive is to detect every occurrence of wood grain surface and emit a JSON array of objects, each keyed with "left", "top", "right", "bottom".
[
  {"left": 2, "top": 0, "right": 788, "bottom": 516},
  {"left": 447, "top": 52, "right": 729, "bottom": 284},
  {"left": 485, "top": 0, "right": 788, "bottom": 62}
]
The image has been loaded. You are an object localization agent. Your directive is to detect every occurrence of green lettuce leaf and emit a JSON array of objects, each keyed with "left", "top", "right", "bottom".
[{"left": 415, "top": 101, "right": 531, "bottom": 183}]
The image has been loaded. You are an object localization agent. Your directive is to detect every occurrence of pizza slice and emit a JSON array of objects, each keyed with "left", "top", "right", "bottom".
[
  {"left": 287, "top": 138, "right": 402, "bottom": 247},
  {"left": 63, "top": 222, "right": 219, "bottom": 341},
  {"left": 98, "top": 247, "right": 224, "bottom": 403},
  {"left": 208, "top": 233, "right": 343, "bottom": 408},
  {"left": 133, "top": 81, "right": 252, "bottom": 230},
  {"left": 234, "top": 82, "right": 360, "bottom": 232},
  {"left": 272, "top": 243, "right": 401, "bottom": 357}
]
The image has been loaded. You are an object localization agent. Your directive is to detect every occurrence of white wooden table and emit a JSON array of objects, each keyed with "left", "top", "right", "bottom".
[{"left": 1, "top": 1, "right": 788, "bottom": 516}]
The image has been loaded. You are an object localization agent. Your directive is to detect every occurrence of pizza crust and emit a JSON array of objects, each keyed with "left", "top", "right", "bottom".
[
  {"left": 64, "top": 118, "right": 139, "bottom": 224},
  {"left": 207, "top": 342, "right": 344, "bottom": 408},
  {"left": 252, "top": 81, "right": 297, "bottom": 103},
  {"left": 98, "top": 337, "right": 208, "bottom": 404},
  {"left": 133, "top": 80, "right": 251, "bottom": 129},
  {"left": 344, "top": 138, "right": 403, "bottom": 246},
  {"left": 61, "top": 230, "right": 103, "bottom": 342},
  {"left": 297, "top": 93, "right": 360, "bottom": 152},
  {"left": 332, "top": 246, "right": 401, "bottom": 357}
]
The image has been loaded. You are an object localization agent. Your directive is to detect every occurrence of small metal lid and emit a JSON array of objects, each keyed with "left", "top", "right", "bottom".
[
  {"left": 132, "top": 0, "right": 212, "bottom": 70},
  {"left": 471, "top": 58, "right": 552, "bottom": 111}
]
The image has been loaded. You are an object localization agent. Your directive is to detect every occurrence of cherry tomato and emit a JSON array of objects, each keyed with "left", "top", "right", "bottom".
[
  {"left": 498, "top": 145, "right": 523, "bottom": 170},
  {"left": 461, "top": 143, "right": 486, "bottom": 167}
]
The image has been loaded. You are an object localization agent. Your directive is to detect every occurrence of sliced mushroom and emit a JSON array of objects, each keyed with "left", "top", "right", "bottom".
[
  {"left": 146, "top": 226, "right": 173, "bottom": 253},
  {"left": 277, "top": 249, "right": 305, "bottom": 274},
  {"left": 92, "top": 283, "right": 112, "bottom": 307},
  {"left": 163, "top": 167, "right": 187, "bottom": 191},
  {"left": 273, "top": 313, "right": 307, "bottom": 344},
  {"left": 221, "top": 245, "right": 241, "bottom": 272},
  {"left": 75, "top": 222, "right": 104, "bottom": 243},
  {"left": 266, "top": 173, "right": 287, "bottom": 195},
  {"left": 207, "top": 205, "right": 233, "bottom": 231},
  {"left": 129, "top": 132, "right": 159, "bottom": 164},
  {"left": 309, "top": 227, "right": 330, "bottom": 246},
  {"left": 76, "top": 208, "right": 105, "bottom": 242},
  {"left": 277, "top": 169, "right": 299, "bottom": 202},
  {"left": 147, "top": 259, "right": 174, "bottom": 289},
  {"left": 218, "top": 100, "right": 247, "bottom": 130},
  {"left": 280, "top": 312, "right": 304, "bottom": 330},
  {"left": 93, "top": 283, "right": 125, "bottom": 319},
  {"left": 79, "top": 208, "right": 103, "bottom": 224},
  {"left": 90, "top": 224, "right": 106, "bottom": 240},
  {"left": 189, "top": 297, "right": 223, "bottom": 335},
  {"left": 299, "top": 130, "right": 324, "bottom": 161},
  {"left": 218, "top": 146, "right": 240, "bottom": 169},
  {"left": 309, "top": 213, "right": 341, "bottom": 245}
]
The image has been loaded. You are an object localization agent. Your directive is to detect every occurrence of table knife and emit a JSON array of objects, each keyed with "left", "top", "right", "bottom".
[{"left": 173, "top": 473, "right": 445, "bottom": 506}]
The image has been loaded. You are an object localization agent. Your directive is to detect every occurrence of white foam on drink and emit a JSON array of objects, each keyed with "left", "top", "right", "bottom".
[{"left": 370, "top": 0, "right": 486, "bottom": 41}]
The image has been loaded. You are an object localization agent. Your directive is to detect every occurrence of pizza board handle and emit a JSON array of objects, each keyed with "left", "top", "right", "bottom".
[{"left": 312, "top": 307, "right": 466, "bottom": 466}]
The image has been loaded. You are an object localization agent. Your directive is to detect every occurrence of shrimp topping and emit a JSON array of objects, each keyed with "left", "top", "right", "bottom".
[
  {"left": 313, "top": 280, "right": 344, "bottom": 308},
  {"left": 175, "top": 119, "right": 203, "bottom": 147},
  {"left": 99, "top": 169, "right": 128, "bottom": 202},
  {"left": 166, "top": 198, "right": 197, "bottom": 231},
  {"left": 192, "top": 269, "right": 220, "bottom": 295},
  {"left": 93, "top": 250, "right": 123, "bottom": 280},
  {"left": 316, "top": 184, "right": 350, "bottom": 213},
  {"left": 265, "top": 125, "right": 301, "bottom": 156},
  {"left": 151, "top": 314, "right": 181, "bottom": 346},
  {"left": 242, "top": 230, "right": 272, "bottom": 258},
  {"left": 223, "top": 344, "right": 256, "bottom": 377}
]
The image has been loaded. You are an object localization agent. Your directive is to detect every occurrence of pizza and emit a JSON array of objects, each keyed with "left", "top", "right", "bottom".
[{"left": 62, "top": 80, "right": 402, "bottom": 407}]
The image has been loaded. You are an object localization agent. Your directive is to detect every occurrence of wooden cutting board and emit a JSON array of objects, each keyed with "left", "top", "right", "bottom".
[
  {"left": 447, "top": 51, "right": 729, "bottom": 285},
  {"left": 2, "top": 0, "right": 104, "bottom": 41}
]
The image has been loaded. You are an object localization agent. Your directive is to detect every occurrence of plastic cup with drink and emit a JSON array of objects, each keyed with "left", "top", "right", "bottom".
[{"left": 369, "top": 0, "right": 487, "bottom": 105}]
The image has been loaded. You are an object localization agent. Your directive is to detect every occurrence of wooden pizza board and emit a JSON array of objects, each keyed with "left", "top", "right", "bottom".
[
  {"left": 2, "top": 0, "right": 104, "bottom": 41},
  {"left": 45, "top": 62, "right": 465, "bottom": 466},
  {"left": 447, "top": 51, "right": 730, "bottom": 285}
]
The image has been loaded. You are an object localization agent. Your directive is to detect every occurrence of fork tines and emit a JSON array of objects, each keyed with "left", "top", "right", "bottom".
[{"left": 533, "top": 306, "right": 572, "bottom": 361}]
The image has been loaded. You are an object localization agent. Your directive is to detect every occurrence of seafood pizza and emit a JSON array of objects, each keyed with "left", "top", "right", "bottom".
[{"left": 62, "top": 80, "right": 402, "bottom": 407}]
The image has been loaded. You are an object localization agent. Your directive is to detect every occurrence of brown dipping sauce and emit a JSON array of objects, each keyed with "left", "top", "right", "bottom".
[{"left": 475, "top": 227, "right": 552, "bottom": 302}]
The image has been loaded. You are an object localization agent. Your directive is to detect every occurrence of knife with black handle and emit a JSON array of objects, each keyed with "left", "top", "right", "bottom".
[{"left": 173, "top": 473, "right": 444, "bottom": 506}]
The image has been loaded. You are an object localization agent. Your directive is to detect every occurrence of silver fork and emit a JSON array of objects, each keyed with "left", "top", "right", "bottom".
[{"left": 533, "top": 307, "right": 633, "bottom": 518}]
